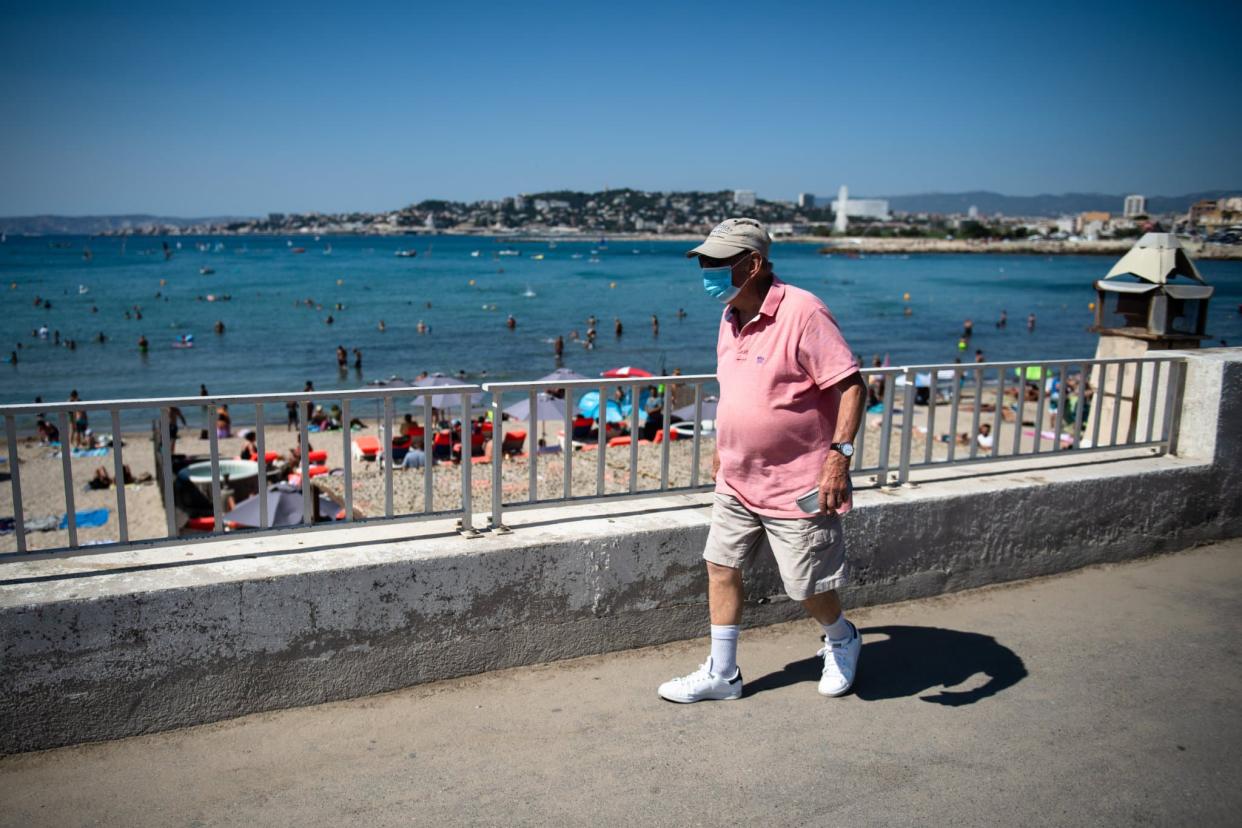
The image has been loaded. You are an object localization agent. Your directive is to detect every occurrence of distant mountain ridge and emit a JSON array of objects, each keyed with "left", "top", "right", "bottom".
[
  {"left": 0, "top": 214, "right": 251, "bottom": 235},
  {"left": 879, "top": 190, "right": 1238, "bottom": 217}
]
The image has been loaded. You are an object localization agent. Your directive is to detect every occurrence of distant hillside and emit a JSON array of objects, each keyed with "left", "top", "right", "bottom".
[
  {"left": 0, "top": 214, "right": 251, "bottom": 235},
  {"left": 881, "top": 190, "right": 1239, "bottom": 217}
]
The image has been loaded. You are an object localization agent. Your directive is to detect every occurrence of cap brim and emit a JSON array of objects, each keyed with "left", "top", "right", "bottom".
[{"left": 685, "top": 239, "right": 748, "bottom": 259}]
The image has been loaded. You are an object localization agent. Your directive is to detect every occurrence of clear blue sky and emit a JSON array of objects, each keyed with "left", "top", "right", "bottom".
[{"left": 2, "top": 0, "right": 1239, "bottom": 216}]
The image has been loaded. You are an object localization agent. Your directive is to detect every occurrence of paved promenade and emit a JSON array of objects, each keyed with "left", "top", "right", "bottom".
[{"left": 3, "top": 540, "right": 1240, "bottom": 827}]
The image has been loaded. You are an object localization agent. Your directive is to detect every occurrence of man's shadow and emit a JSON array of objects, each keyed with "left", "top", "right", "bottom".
[{"left": 744, "top": 625, "right": 1027, "bottom": 705}]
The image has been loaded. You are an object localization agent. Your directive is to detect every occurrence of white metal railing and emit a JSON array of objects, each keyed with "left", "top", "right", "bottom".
[{"left": 0, "top": 355, "right": 1185, "bottom": 558}]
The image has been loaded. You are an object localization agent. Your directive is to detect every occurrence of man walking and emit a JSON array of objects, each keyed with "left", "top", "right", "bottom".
[{"left": 659, "top": 218, "right": 866, "bottom": 703}]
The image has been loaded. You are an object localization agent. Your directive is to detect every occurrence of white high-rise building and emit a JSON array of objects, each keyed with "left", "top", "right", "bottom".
[
  {"left": 798, "top": 192, "right": 815, "bottom": 209},
  {"left": 834, "top": 185, "right": 849, "bottom": 233},
  {"left": 733, "top": 189, "right": 756, "bottom": 208},
  {"left": 968, "top": 205, "right": 979, "bottom": 220},
  {"left": 1123, "top": 194, "right": 1146, "bottom": 218},
  {"left": 832, "top": 188, "right": 890, "bottom": 225}
]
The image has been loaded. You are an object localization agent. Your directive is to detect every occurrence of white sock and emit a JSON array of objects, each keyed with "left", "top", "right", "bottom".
[
  {"left": 821, "top": 614, "right": 853, "bottom": 643},
  {"left": 709, "top": 624, "right": 740, "bottom": 676}
]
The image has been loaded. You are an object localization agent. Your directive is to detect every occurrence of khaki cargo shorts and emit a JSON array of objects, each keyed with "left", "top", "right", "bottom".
[{"left": 703, "top": 493, "right": 848, "bottom": 600}]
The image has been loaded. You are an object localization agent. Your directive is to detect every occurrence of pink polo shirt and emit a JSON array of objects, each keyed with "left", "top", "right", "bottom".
[{"left": 715, "top": 276, "right": 858, "bottom": 518}]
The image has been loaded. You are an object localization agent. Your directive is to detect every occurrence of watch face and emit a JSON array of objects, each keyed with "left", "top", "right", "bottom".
[{"left": 837, "top": 442, "right": 854, "bottom": 457}]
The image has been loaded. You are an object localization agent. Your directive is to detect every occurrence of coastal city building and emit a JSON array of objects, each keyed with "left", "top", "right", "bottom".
[
  {"left": 1189, "top": 197, "right": 1242, "bottom": 232},
  {"left": 831, "top": 193, "right": 891, "bottom": 221},
  {"left": 1123, "top": 194, "right": 1146, "bottom": 218},
  {"left": 833, "top": 185, "right": 849, "bottom": 233},
  {"left": 732, "top": 189, "right": 756, "bottom": 208},
  {"left": 797, "top": 192, "right": 815, "bottom": 209}
]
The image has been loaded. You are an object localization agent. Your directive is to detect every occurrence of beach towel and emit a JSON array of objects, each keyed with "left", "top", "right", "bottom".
[
  {"left": 1022, "top": 428, "right": 1074, "bottom": 446},
  {"left": 26, "top": 514, "right": 60, "bottom": 532},
  {"left": 60, "top": 508, "right": 110, "bottom": 529},
  {"left": 68, "top": 447, "right": 110, "bottom": 458}
]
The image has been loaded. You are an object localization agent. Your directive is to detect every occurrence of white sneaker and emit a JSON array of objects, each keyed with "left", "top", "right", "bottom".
[
  {"left": 817, "top": 621, "right": 861, "bottom": 697},
  {"left": 658, "top": 658, "right": 743, "bottom": 703}
]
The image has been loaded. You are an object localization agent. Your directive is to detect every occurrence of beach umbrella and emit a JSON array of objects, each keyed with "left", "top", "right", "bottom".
[
  {"left": 577, "top": 391, "right": 625, "bottom": 423},
  {"left": 537, "top": 367, "right": 588, "bottom": 382},
  {"left": 602, "top": 365, "right": 653, "bottom": 378},
  {"left": 414, "top": 374, "right": 483, "bottom": 410},
  {"left": 504, "top": 392, "right": 567, "bottom": 422},
  {"left": 224, "top": 483, "right": 304, "bottom": 528},
  {"left": 673, "top": 396, "right": 719, "bottom": 421},
  {"left": 504, "top": 392, "right": 567, "bottom": 441}
]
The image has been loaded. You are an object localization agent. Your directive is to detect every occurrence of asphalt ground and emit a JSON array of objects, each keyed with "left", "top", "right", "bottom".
[{"left": 3, "top": 539, "right": 1240, "bottom": 827}]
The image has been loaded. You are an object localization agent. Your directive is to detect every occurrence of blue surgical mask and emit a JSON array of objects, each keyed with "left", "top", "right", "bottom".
[{"left": 702, "top": 265, "right": 740, "bottom": 304}]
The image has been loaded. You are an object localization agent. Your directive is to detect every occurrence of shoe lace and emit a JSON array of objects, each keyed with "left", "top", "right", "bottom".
[
  {"left": 672, "top": 661, "right": 714, "bottom": 687},
  {"left": 817, "top": 639, "right": 850, "bottom": 675}
]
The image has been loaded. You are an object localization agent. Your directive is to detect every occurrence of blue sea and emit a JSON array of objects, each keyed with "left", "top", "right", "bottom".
[{"left": 4, "top": 234, "right": 1241, "bottom": 415}]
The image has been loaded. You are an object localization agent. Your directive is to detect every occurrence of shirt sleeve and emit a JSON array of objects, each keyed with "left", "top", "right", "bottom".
[{"left": 797, "top": 306, "right": 859, "bottom": 390}]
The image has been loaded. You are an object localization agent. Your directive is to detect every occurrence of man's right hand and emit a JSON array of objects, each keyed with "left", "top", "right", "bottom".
[{"left": 711, "top": 448, "right": 720, "bottom": 482}]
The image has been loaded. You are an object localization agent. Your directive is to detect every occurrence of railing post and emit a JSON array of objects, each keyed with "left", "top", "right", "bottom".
[
  {"left": 460, "top": 391, "right": 478, "bottom": 537},
  {"left": 57, "top": 410, "right": 77, "bottom": 548},
  {"left": 256, "top": 403, "right": 269, "bottom": 529},
  {"left": 110, "top": 408, "right": 128, "bottom": 544},
  {"left": 897, "top": 370, "right": 915, "bottom": 486},
  {"left": 4, "top": 416, "right": 26, "bottom": 553},
  {"left": 341, "top": 399, "right": 353, "bottom": 522},
  {"left": 490, "top": 389, "right": 507, "bottom": 532},
  {"left": 159, "top": 407, "right": 177, "bottom": 538},
  {"left": 876, "top": 371, "right": 896, "bottom": 486}
]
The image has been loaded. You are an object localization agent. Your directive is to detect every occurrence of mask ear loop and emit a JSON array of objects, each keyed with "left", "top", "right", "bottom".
[{"left": 732, "top": 251, "right": 760, "bottom": 296}]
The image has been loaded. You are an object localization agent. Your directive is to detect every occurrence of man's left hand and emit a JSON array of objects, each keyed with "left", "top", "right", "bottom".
[{"left": 816, "top": 452, "right": 852, "bottom": 514}]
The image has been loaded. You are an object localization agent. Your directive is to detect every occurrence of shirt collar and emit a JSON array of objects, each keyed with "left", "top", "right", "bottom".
[{"left": 724, "top": 275, "right": 786, "bottom": 326}]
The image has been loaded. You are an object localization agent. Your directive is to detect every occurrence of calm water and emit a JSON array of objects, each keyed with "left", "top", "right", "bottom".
[{"left": 4, "top": 235, "right": 1241, "bottom": 413}]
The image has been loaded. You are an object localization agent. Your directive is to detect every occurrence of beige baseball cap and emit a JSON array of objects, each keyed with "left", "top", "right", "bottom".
[{"left": 686, "top": 217, "right": 772, "bottom": 260}]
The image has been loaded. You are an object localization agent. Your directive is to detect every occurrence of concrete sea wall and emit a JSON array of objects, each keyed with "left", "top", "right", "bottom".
[{"left": 2, "top": 350, "right": 1238, "bottom": 754}]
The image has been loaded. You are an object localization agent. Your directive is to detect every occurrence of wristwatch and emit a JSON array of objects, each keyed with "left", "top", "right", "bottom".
[{"left": 830, "top": 441, "right": 855, "bottom": 458}]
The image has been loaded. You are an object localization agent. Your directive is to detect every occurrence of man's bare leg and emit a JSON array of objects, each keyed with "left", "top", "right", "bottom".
[
  {"left": 800, "top": 589, "right": 843, "bottom": 626},
  {"left": 707, "top": 561, "right": 744, "bottom": 625}
]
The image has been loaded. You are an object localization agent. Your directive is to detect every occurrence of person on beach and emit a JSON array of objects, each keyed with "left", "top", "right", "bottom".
[
  {"left": 216, "top": 405, "right": 232, "bottom": 439},
  {"left": 659, "top": 218, "right": 866, "bottom": 704},
  {"left": 167, "top": 406, "right": 187, "bottom": 454},
  {"left": 336, "top": 345, "right": 348, "bottom": 370},
  {"left": 997, "top": 309, "right": 1008, "bottom": 329},
  {"left": 239, "top": 430, "right": 260, "bottom": 462},
  {"left": 286, "top": 401, "right": 298, "bottom": 431},
  {"left": 1027, "top": 312, "right": 1036, "bottom": 332},
  {"left": 68, "top": 390, "right": 89, "bottom": 449},
  {"left": 37, "top": 417, "right": 60, "bottom": 445},
  {"left": 353, "top": 348, "right": 362, "bottom": 371}
]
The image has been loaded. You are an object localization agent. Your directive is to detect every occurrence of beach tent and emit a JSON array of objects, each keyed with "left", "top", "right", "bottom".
[{"left": 577, "top": 391, "right": 626, "bottom": 423}]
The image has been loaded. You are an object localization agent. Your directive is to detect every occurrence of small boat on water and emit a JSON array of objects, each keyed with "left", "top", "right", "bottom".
[
  {"left": 394, "top": 249, "right": 418, "bottom": 258},
  {"left": 78, "top": 284, "right": 89, "bottom": 294},
  {"left": 291, "top": 247, "right": 307, "bottom": 254},
  {"left": 199, "top": 266, "right": 215, "bottom": 275},
  {"left": 470, "top": 250, "right": 481, "bottom": 257},
  {"left": 530, "top": 253, "right": 545, "bottom": 260},
  {"left": 497, "top": 249, "right": 521, "bottom": 256}
]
